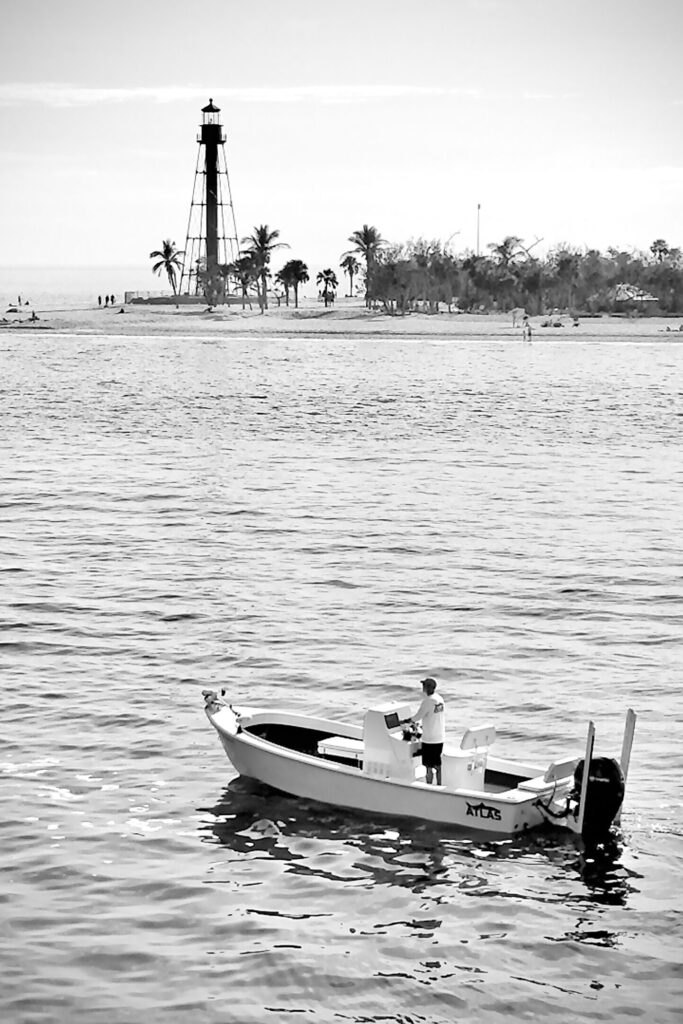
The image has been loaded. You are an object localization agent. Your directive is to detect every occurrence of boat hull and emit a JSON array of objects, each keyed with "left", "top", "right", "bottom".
[{"left": 208, "top": 705, "right": 555, "bottom": 835}]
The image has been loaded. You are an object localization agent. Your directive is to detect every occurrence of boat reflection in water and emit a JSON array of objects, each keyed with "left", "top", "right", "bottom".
[{"left": 198, "top": 775, "right": 641, "bottom": 922}]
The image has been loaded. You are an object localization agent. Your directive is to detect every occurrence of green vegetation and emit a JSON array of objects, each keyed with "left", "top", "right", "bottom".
[
  {"left": 224, "top": 254, "right": 258, "bottom": 309},
  {"left": 345, "top": 225, "right": 384, "bottom": 307},
  {"left": 316, "top": 269, "right": 338, "bottom": 307},
  {"left": 240, "top": 225, "right": 289, "bottom": 312},
  {"left": 365, "top": 237, "right": 683, "bottom": 316},
  {"left": 276, "top": 260, "right": 310, "bottom": 308},
  {"left": 149, "top": 239, "right": 184, "bottom": 297},
  {"left": 150, "top": 225, "right": 683, "bottom": 317},
  {"left": 340, "top": 254, "right": 360, "bottom": 297}
]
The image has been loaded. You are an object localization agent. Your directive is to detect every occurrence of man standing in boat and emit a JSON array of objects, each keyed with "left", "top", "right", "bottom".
[{"left": 406, "top": 677, "right": 445, "bottom": 786}]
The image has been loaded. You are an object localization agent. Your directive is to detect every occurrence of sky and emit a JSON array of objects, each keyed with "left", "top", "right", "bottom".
[{"left": 1, "top": 0, "right": 682, "bottom": 283}]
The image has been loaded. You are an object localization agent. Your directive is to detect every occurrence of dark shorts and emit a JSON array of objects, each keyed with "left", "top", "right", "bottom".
[{"left": 421, "top": 742, "right": 443, "bottom": 768}]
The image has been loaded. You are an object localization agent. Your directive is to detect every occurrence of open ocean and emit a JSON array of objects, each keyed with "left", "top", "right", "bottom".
[
  {"left": 1, "top": 266, "right": 153, "bottom": 312},
  {"left": 1, "top": 324, "right": 682, "bottom": 1023}
]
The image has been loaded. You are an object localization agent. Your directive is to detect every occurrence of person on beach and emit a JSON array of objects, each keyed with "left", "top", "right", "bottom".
[
  {"left": 522, "top": 315, "right": 532, "bottom": 342},
  {"left": 404, "top": 677, "right": 445, "bottom": 785},
  {"left": 98, "top": 295, "right": 102, "bottom": 307}
]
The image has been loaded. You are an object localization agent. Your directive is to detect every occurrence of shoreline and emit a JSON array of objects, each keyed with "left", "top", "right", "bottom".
[{"left": 3, "top": 298, "right": 683, "bottom": 340}]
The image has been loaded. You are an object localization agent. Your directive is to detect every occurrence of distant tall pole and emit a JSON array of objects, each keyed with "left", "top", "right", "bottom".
[{"left": 476, "top": 203, "right": 481, "bottom": 256}]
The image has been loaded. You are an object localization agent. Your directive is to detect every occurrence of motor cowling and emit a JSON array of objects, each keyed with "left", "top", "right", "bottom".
[{"left": 573, "top": 756, "right": 625, "bottom": 842}]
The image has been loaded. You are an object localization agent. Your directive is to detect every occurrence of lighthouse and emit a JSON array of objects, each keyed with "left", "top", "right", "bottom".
[{"left": 180, "top": 99, "right": 239, "bottom": 296}]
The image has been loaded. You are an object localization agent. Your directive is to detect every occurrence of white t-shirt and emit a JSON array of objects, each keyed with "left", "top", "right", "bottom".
[{"left": 412, "top": 692, "right": 445, "bottom": 743}]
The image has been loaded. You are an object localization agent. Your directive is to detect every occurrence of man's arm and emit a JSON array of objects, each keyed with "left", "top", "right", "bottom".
[{"left": 410, "top": 697, "right": 431, "bottom": 724}]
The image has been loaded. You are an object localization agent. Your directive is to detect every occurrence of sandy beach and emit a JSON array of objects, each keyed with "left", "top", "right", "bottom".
[{"left": 3, "top": 296, "right": 683, "bottom": 340}]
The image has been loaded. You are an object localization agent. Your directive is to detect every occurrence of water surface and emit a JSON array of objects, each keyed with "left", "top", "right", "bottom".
[{"left": 2, "top": 333, "right": 682, "bottom": 1022}]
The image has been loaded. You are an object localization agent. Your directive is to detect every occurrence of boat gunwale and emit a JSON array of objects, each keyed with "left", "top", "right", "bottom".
[{"left": 208, "top": 706, "right": 567, "bottom": 805}]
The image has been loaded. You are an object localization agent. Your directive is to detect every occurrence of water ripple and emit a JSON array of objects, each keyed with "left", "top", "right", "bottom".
[{"left": 1, "top": 335, "right": 682, "bottom": 1023}]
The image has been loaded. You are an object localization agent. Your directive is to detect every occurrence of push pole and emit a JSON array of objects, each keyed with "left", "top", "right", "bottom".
[
  {"left": 614, "top": 708, "right": 637, "bottom": 825},
  {"left": 576, "top": 720, "right": 595, "bottom": 837}
]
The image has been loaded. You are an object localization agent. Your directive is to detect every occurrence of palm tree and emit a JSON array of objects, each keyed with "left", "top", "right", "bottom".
[
  {"left": 485, "top": 236, "right": 527, "bottom": 311},
  {"left": 488, "top": 236, "right": 525, "bottom": 267},
  {"left": 552, "top": 247, "right": 582, "bottom": 310},
  {"left": 225, "top": 254, "right": 258, "bottom": 309},
  {"left": 149, "top": 239, "right": 184, "bottom": 297},
  {"left": 274, "top": 267, "right": 291, "bottom": 306},
  {"left": 316, "top": 269, "right": 338, "bottom": 307},
  {"left": 650, "top": 239, "right": 670, "bottom": 263},
  {"left": 282, "top": 259, "right": 309, "bottom": 308},
  {"left": 346, "top": 224, "right": 384, "bottom": 306},
  {"left": 340, "top": 254, "right": 360, "bottom": 297},
  {"left": 240, "top": 224, "right": 289, "bottom": 311}
]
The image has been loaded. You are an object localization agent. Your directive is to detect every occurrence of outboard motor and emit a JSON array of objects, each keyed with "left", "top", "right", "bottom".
[
  {"left": 538, "top": 710, "right": 636, "bottom": 841},
  {"left": 572, "top": 756, "right": 625, "bottom": 843}
]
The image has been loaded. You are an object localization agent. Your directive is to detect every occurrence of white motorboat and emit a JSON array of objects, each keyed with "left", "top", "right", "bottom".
[{"left": 203, "top": 691, "right": 636, "bottom": 841}]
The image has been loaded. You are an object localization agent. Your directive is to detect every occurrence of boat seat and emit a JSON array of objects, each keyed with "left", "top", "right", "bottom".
[
  {"left": 460, "top": 724, "right": 496, "bottom": 750},
  {"left": 441, "top": 725, "right": 494, "bottom": 791},
  {"left": 517, "top": 776, "right": 557, "bottom": 794},
  {"left": 517, "top": 756, "right": 579, "bottom": 793},
  {"left": 544, "top": 756, "right": 579, "bottom": 783},
  {"left": 318, "top": 735, "right": 364, "bottom": 764}
]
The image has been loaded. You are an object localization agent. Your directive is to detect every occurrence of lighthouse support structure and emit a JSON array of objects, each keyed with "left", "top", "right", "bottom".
[{"left": 180, "top": 99, "right": 239, "bottom": 298}]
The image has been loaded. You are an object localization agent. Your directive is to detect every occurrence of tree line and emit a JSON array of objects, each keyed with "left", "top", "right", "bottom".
[
  {"left": 367, "top": 235, "right": 683, "bottom": 315},
  {"left": 151, "top": 230, "right": 683, "bottom": 315},
  {"left": 149, "top": 224, "right": 380, "bottom": 311}
]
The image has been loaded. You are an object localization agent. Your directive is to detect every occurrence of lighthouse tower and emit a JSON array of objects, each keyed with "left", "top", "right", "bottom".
[{"left": 180, "top": 99, "right": 239, "bottom": 296}]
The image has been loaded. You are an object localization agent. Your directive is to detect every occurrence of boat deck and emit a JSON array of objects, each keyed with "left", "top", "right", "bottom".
[{"left": 245, "top": 724, "right": 530, "bottom": 795}]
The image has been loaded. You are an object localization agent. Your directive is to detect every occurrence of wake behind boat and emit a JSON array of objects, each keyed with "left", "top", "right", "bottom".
[{"left": 203, "top": 692, "right": 636, "bottom": 841}]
